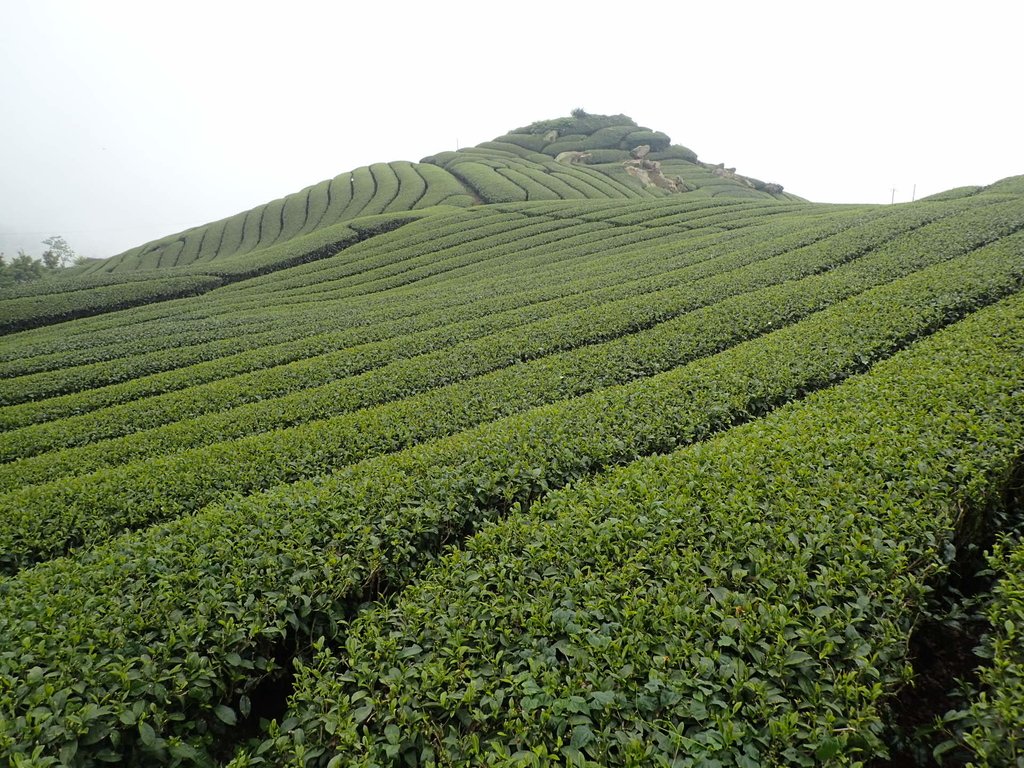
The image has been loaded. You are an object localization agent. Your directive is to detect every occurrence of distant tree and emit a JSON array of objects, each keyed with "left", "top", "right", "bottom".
[
  {"left": 571, "top": 107, "right": 589, "bottom": 118},
  {"left": 2, "top": 250, "right": 44, "bottom": 283},
  {"left": 41, "top": 235, "right": 77, "bottom": 269}
]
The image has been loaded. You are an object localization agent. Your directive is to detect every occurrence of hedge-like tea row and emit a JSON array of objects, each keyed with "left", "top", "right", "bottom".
[
  {"left": 0, "top": 207, "right": 848, "bottom": 442},
  {"left": 257, "top": 291, "right": 1024, "bottom": 768},
  {"left": 0, "top": 269, "right": 194, "bottom": 301},
  {"left": 0, "top": 204, "right": 851, "bottom": 442},
  {"left": 1, "top": 194, "right": 1013, "bottom": 469},
  {"left": 0, "top": 275, "right": 225, "bottom": 334},
  {"left": 27, "top": 206, "right": 505, "bottom": 357},
  {"left": 0, "top": 210, "right": 427, "bottom": 350},
  {"left": 4, "top": 201, "right": 1019, "bottom": 520},
  {"left": 0, "top": 207, "right": 755, "bottom": 422},
  {"left": 4, "top": 223, "right": 1024, "bottom": 569},
  {"left": 10, "top": 223, "right": 1017, "bottom": 561},
  {"left": 0, "top": 215, "right": 587, "bottom": 403},
  {"left": 79, "top": 160, "right": 476, "bottom": 275},
  {"left": 0, "top": 209, "right": 540, "bottom": 369},
  {"left": 0, "top": 245, "right": 1020, "bottom": 764},
  {"left": 0, "top": 206, "right": 877, "bottom": 461},
  {"left": 0, "top": 199, "right": 818, "bottom": 367}
]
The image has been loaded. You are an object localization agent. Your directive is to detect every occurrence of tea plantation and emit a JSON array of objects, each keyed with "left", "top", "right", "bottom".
[{"left": 1, "top": 114, "right": 1022, "bottom": 767}]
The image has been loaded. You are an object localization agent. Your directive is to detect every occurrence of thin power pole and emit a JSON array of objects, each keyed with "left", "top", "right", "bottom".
[{"left": 891, "top": 188, "right": 896, "bottom": 205}]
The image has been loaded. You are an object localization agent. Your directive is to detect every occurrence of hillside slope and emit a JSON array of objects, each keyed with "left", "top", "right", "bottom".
[
  {"left": 73, "top": 112, "right": 799, "bottom": 276},
  {"left": 1, "top": 133, "right": 1023, "bottom": 764}
]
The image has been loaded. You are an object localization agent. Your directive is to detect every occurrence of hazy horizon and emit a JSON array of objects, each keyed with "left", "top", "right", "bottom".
[{"left": 2, "top": 1, "right": 1022, "bottom": 261}]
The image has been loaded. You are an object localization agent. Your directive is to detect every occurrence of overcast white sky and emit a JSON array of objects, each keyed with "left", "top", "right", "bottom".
[{"left": 1, "top": 1, "right": 1021, "bottom": 259}]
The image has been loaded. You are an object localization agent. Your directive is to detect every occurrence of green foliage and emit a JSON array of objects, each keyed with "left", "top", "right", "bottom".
[
  {"left": 265, "top": 289, "right": 1024, "bottom": 767},
  {"left": 938, "top": 537, "right": 1024, "bottom": 765},
  {"left": 490, "top": 133, "right": 549, "bottom": 152},
  {"left": 0, "top": 275, "right": 223, "bottom": 334},
  {"left": 623, "top": 129, "right": 672, "bottom": 152},
  {"left": 649, "top": 144, "right": 699, "bottom": 162},
  {"left": 0, "top": 133, "right": 1020, "bottom": 768},
  {"left": 2, "top": 191, "right": 1024, "bottom": 764},
  {"left": 581, "top": 124, "right": 641, "bottom": 150},
  {"left": 79, "top": 115, "right": 797, "bottom": 276},
  {"left": 0, "top": 251, "right": 43, "bottom": 285},
  {"left": 984, "top": 174, "right": 1024, "bottom": 195},
  {"left": 447, "top": 161, "right": 528, "bottom": 203},
  {"left": 41, "top": 235, "right": 77, "bottom": 268},
  {"left": 918, "top": 186, "right": 983, "bottom": 202},
  {"left": 0, "top": 235, "right": 75, "bottom": 285},
  {"left": 541, "top": 134, "right": 590, "bottom": 154}
]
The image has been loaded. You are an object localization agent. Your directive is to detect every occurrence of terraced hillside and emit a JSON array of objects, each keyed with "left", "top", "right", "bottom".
[
  {"left": 1, "top": 120, "right": 1023, "bottom": 766},
  {"left": 72, "top": 113, "right": 798, "bottom": 277}
]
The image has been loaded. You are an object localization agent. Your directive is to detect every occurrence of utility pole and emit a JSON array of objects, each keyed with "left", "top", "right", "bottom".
[
  {"left": 891, "top": 188, "right": 896, "bottom": 205},
  {"left": 912, "top": 184, "right": 916, "bottom": 202}
]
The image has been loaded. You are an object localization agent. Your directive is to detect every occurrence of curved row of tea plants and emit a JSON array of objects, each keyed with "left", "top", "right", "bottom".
[
  {"left": 0, "top": 197, "right": 824, "bottom": 369},
  {"left": 0, "top": 208, "right": 532, "bottom": 367},
  {"left": 0, "top": 200, "right": 834, "bottom": 411},
  {"left": 0, "top": 206, "right": 855, "bottom": 439},
  {"left": 10, "top": 223, "right": 1022, "bottom": 562},
  {"left": 0, "top": 212, "right": 428, "bottom": 336},
  {"left": 0, "top": 214, "right": 601, "bottom": 401},
  {"left": 80, "top": 162, "right": 474, "bottom": 275},
  {"left": 0, "top": 203, "right": 895, "bottom": 461},
  {"left": 4, "top": 226, "right": 1023, "bottom": 571},
  {"left": 4, "top": 193, "right": 1016, "bottom": 464},
  {"left": 0, "top": 275, "right": 225, "bottom": 334},
  {"left": 255, "top": 290, "right": 1024, "bottom": 768},
  {"left": 1, "top": 244, "right": 1021, "bottom": 764}
]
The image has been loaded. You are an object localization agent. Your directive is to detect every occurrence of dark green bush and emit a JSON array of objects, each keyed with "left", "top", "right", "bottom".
[
  {"left": 622, "top": 129, "right": 672, "bottom": 152},
  {"left": 649, "top": 144, "right": 699, "bottom": 162},
  {"left": 542, "top": 134, "right": 590, "bottom": 154},
  {"left": 490, "top": 133, "right": 549, "bottom": 152}
]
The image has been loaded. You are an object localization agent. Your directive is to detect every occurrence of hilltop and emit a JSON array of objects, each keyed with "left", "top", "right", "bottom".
[{"left": 81, "top": 112, "right": 800, "bottom": 275}]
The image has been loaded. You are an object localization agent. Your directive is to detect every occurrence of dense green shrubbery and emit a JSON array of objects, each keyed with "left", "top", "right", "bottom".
[
  {"left": 257, "top": 197, "right": 285, "bottom": 248},
  {"left": 649, "top": 144, "right": 699, "bottom": 162},
  {"left": 3, "top": 176, "right": 1022, "bottom": 766},
  {"left": 446, "top": 162, "right": 529, "bottom": 203},
  {"left": 984, "top": 174, "right": 1024, "bottom": 195},
  {"left": 580, "top": 124, "right": 639, "bottom": 149},
  {"left": 8, "top": 213, "right": 1024, "bottom": 570},
  {"left": 5, "top": 232, "right": 1023, "bottom": 763},
  {"left": 490, "top": 133, "right": 550, "bottom": 152},
  {"left": 541, "top": 134, "right": 590, "bottom": 155},
  {"left": 261, "top": 290, "right": 1024, "bottom": 767},
  {"left": 0, "top": 275, "right": 224, "bottom": 334},
  {"left": 78, "top": 113, "right": 815, "bottom": 277},
  {"left": 935, "top": 534, "right": 1024, "bottom": 766},
  {"left": 474, "top": 142, "right": 550, "bottom": 163},
  {"left": 623, "top": 129, "right": 672, "bottom": 152},
  {"left": 919, "top": 186, "right": 982, "bottom": 202},
  {"left": 295, "top": 179, "right": 332, "bottom": 237}
]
